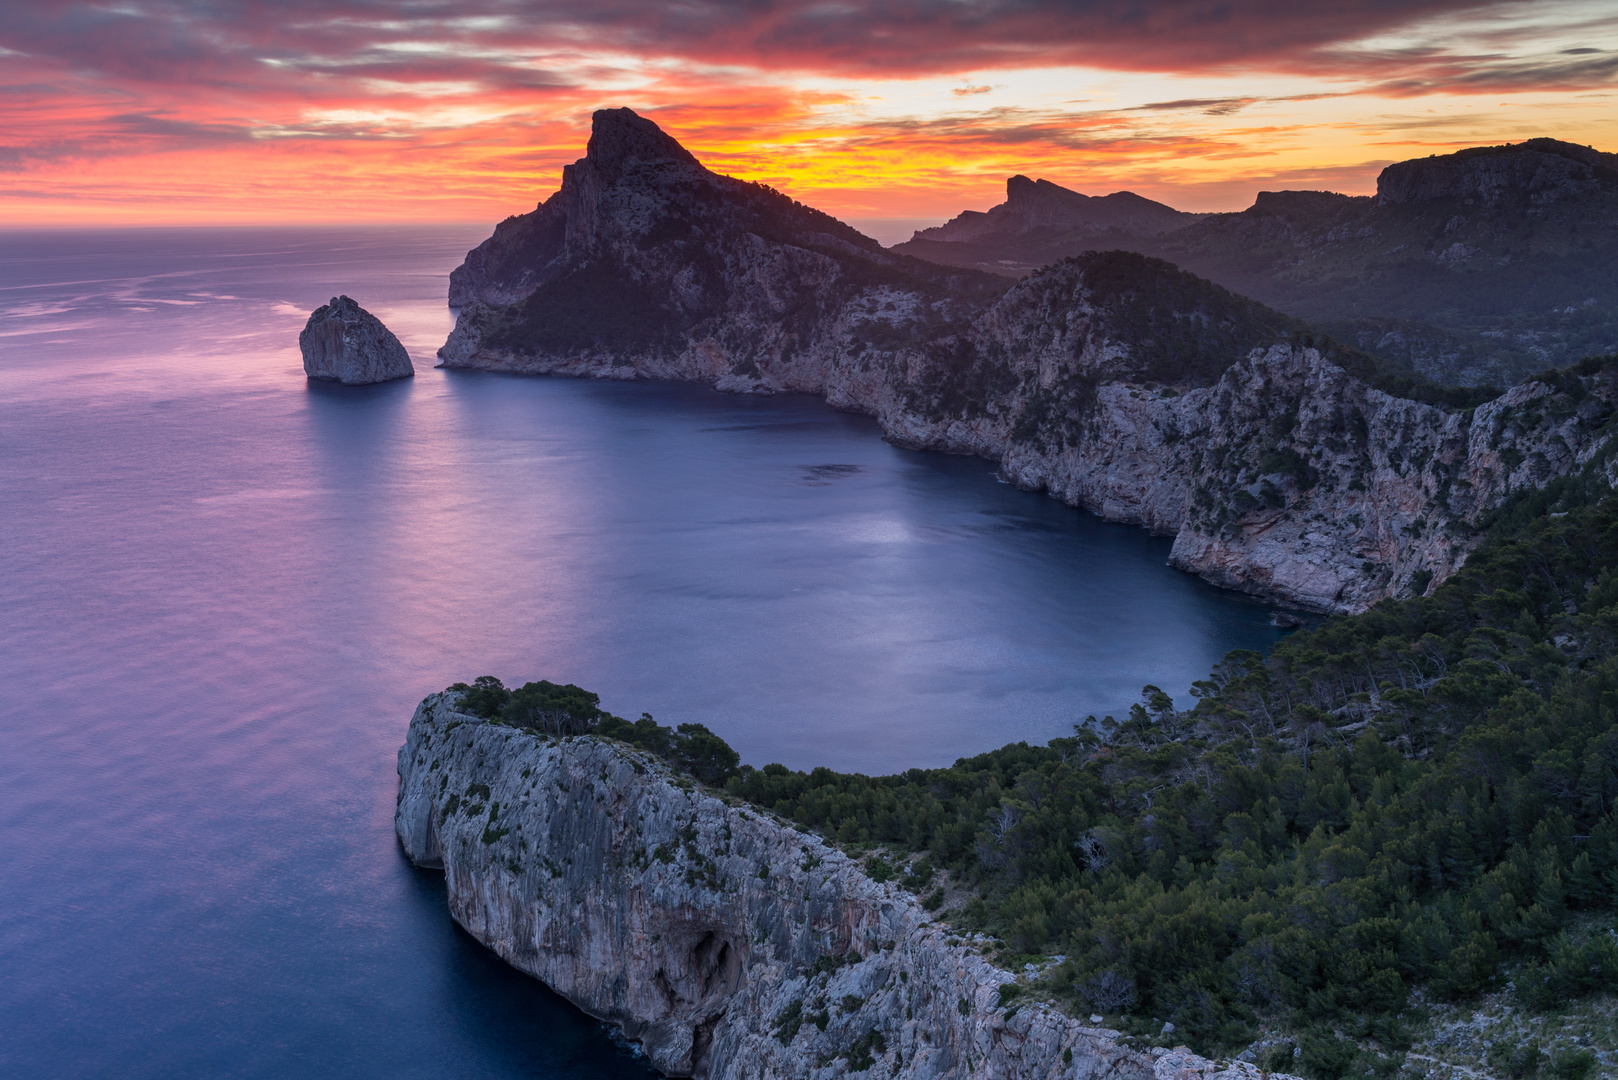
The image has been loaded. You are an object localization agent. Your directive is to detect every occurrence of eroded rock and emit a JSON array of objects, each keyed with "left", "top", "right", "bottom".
[
  {"left": 300, "top": 295, "right": 414, "bottom": 384},
  {"left": 396, "top": 692, "right": 1294, "bottom": 1080}
]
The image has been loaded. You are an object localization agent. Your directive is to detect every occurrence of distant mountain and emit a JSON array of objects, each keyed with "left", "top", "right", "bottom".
[
  {"left": 893, "top": 139, "right": 1618, "bottom": 386},
  {"left": 911, "top": 175, "right": 1195, "bottom": 248},
  {"left": 440, "top": 110, "right": 1618, "bottom": 614}
]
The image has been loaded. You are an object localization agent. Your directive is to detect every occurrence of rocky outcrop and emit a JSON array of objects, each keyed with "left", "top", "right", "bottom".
[
  {"left": 1376, "top": 139, "right": 1618, "bottom": 208},
  {"left": 876, "top": 333, "right": 1617, "bottom": 612},
  {"left": 438, "top": 110, "right": 1618, "bottom": 613},
  {"left": 300, "top": 296, "right": 413, "bottom": 384},
  {"left": 396, "top": 692, "right": 1292, "bottom": 1080}
]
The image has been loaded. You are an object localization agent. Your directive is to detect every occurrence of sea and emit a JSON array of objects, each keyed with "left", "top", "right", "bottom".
[{"left": 0, "top": 225, "right": 1287, "bottom": 1077}]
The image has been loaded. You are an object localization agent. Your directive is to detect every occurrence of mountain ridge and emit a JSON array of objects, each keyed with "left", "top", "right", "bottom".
[
  {"left": 891, "top": 139, "right": 1618, "bottom": 386},
  {"left": 439, "top": 109, "right": 1618, "bottom": 615}
]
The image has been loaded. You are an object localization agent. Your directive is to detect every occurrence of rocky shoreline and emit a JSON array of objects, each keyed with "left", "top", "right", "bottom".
[
  {"left": 396, "top": 692, "right": 1293, "bottom": 1080},
  {"left": 433, "top": 109, "right": 1618, "bottom": 614}
]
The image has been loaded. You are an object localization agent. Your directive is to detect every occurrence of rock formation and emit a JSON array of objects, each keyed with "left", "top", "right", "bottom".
[
  {"left": 396, "top": 691, "right": 1294, "bottom": 1080},
  {"left": 1375, "top": 138, "right": 1618, "bottom": 208},
  {"left": 441, "top": 107, "right": 1001, "bottom": 394},
  {"left": 300, "top": 295, "right": 414, "bottom": 384},
  {"left": 439, "top": 110, "right": 1618, "bottom": 614}
]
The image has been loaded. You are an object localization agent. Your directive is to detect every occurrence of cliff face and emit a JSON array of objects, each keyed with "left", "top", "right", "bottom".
[
  {"left": 1376, "top": 139, "right": 1618, "bottom": 208},
  {"left": 874, "top": 331, "right": 1617, "bottom": 612},
  {"left": 440, "top": 110, "right": 1618, "bottom": 614},
  {"left": 396, "top": 693, "right": 1289, "bottom": 1080}
]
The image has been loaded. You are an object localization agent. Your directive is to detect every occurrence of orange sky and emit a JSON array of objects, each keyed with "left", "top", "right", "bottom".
[{"left": 1, "top": 1, "right": 1614, "bottom": 231}]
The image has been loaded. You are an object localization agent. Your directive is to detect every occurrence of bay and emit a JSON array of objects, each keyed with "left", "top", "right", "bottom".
[{"left": 0, "top": 226, "right": 1284, "bottom": 1077}]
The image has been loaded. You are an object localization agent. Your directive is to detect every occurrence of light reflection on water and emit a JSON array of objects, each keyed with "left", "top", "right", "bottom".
[{"left": 0, "top": 227, "right": 1283, "bottom": 1077}]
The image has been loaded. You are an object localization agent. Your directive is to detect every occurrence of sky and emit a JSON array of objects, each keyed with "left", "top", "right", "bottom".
[{"left": 1, "top": 1, "right": 1615, "bottom": 231}]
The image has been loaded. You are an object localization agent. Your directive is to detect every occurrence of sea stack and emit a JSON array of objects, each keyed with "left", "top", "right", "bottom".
[{"left": 300, "top": 296, "right": 414, "bottom": 384}]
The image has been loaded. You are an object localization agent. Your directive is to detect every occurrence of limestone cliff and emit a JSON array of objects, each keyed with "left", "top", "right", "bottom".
[
  {"left": 396, "top": 691, "right": 1291, "bottom": 1080},
  {"left": 300, "top": 295, "right": 413, "bottom": 384},
  {"left": 439, "top": 109, "right": 1618, "bottom": 614},
  {"left": 441, "top": 107, "right": 1001, "bottom": 394}
]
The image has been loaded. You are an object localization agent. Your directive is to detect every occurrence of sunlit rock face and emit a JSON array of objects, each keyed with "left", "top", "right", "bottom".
[
  {"left": 299, "top": 295, "right": 413, "bottom": 384},
  {"left": 439, "top": 110, "right": 1618, "bottom": 613},
  {"left": 396, "top": 691, "right": 1293, "bottom": 1080}
]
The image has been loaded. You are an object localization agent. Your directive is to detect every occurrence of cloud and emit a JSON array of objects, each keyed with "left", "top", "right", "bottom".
[
  {"left": 1133, "top": 97, "right": 1258, "bottom": 115},
  {"left": 0, "top": 0, "right": 1534, "bottom": 88},
  {"left": 1, "top": 0, "right": 1615, "bottom": 224}
]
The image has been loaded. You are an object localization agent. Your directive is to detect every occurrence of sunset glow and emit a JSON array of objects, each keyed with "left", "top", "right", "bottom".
[{"left": 3, "top": 1, "right": 1616, "bottom": 227}]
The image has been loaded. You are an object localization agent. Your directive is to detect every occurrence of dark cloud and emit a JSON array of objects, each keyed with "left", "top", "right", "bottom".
[
  {"left": 0, "top": 0, "right": 1524, "bottom": 89},
  {"left": 1133, "top": 97, "right": 1257, "bottom": 115},
  {"left": 1355, "top": 48, "right": 1618, "bottom": 96},
  {"left": 106, "top": 112, "right": 253, "bottom": 141}
]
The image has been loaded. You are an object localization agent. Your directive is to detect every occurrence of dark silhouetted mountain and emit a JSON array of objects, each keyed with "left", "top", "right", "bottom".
[
  {"left": 893, "top": 140, "right": 1618, "bottom": 386},
  {"left": 912, "top": 175, "right": 1194, "bottom": 247}
]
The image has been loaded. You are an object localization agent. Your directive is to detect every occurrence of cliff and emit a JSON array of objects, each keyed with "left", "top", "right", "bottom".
[
  {"left": 396, "top": 691, "right": 1292, "bottom": 1080},
  {"left": 441, "top": 107, "right": 1003, "bottom": 394},
  {"left": 869, "top": 304, "right": 1617, "bottom": 612},
  {"left": 439, "top": 110, "right": 1618, "bottom": 614},
  {"left": 300, "top": 295, "right": 414, "bottom": 384}
]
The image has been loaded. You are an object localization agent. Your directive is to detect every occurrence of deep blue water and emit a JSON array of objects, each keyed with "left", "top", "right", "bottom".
[{"left": 0, "top": 226, "right": 1285, "bottom": 1078}]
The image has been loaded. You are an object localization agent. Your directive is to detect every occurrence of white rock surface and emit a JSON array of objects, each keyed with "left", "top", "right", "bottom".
[
  {"left": 396, "top": 693, "right": 1296, "bottom": 1080},
  {"left": 300, "top": 295, "right": 414, "bottom": 384}
]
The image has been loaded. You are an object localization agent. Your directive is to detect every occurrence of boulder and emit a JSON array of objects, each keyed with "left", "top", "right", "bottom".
[{"left": 299, "top": 295, "right": 413, "bottom": 384}]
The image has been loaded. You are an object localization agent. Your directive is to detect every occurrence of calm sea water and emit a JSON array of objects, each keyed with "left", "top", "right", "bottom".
[{"left": 0, "top": 226, "right": 1285, "bottom": 1077}]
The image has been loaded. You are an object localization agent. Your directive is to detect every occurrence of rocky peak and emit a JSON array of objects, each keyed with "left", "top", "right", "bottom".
[
  {"left": 442, "top": 105, "right": 1003, "bottom": 382},
  {"left": 1376, "top": 138, "right": 1618, "bottom": 207},
  {"left": 582, "top": 106, "right": 702, "bottom": 184}
]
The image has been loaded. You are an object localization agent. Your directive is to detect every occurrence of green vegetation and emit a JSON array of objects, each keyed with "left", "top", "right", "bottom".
[
  {"left": 446, "top": 677, "right": 738, "bottom": 783},
  {"left": 716, "top": 479, "right": 1618, "bottom": 1075},
  {"left": 450, "top": 435, "right": 1618, "bottom": 1076}
]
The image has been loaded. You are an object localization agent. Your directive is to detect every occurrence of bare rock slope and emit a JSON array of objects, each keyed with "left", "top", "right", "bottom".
[
  {"left": 300, "top": 295, "right": 413, "bottom": 384},
  {"left": 396, "top": 691, "right": 1290, "bottom": 1080},
  {"left": 441, "top": 110, "right": 1618, "bottom": 613}
]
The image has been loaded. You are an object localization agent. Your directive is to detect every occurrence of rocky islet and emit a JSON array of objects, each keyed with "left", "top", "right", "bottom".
[{"left": 300, "top": 295, "right": 414, "bottom": 384}]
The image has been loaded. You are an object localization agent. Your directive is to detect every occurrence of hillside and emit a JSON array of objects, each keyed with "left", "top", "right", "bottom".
[
  {"left": 442, "top": 107, "right": 1007, "bottom": 391},
  {"left": 724, "top": 472, "right": 1618, "bottom": 1078},
  {"left": 893, "top": 140, "right": 1618, "bottom": 387}
]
